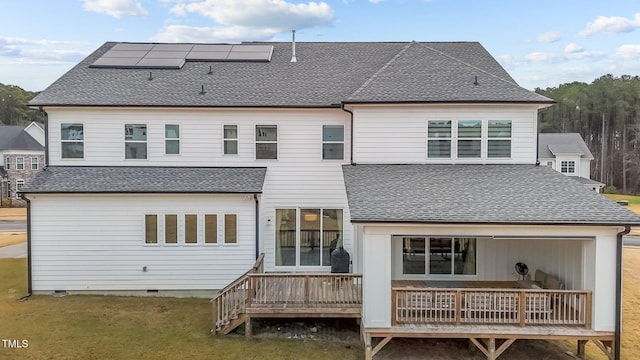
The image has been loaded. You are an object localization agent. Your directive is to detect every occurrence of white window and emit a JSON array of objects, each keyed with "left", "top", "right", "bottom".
[
  {"left": 427, "top": 120, "right": 451, "bottom": 158},
  {"left": 16, "top": 179, "right": 24, "bottom": 192},
  {"left": 6, "top": 182, "right": 11, "bottom": 198},
  {"left": 255, "top": 125, "right": 277, "bottom": 159},
  {"left": 4, "top": 156, "right": 10, "bottom": 170},
  {"left": 401, "top": 237, "right": 477, "bottom": 276},
  {"left": 275, "top": 208, "right": 343, "bottom": 267},
  {"left": 223, "top": 125, "right": 238, "bottom": 155},
  {"left": 125, "top": 124, "right": 147, "bottom": 159},
  {"left": 487, "top": 120, "right": 511, "bottom": 158},
  {"left": 561, "top": 161, "right": 575, "bottom": 173},
  {"left": 16, "top": 157, "right": 24, "bottom": 170},
  {"left": 164, "top": 214, "right": 178, "bottom": 245},
  {"left": 204, "top": 214, "right": 218, "bottom": 244},
  {"left": 31, "top": 156, "right": 38, "bottom": 170},
  {"left": 546, "top": 161, "right": 553, "bottom": 167},
  {"left": 145, "top": 215, "right": 158, "bottom": 244},
  {"left": 165, "top": 124, "right": 180, "bottom": 155},
  {"left": 322, "top": 125, "right": 344, "bottom": 160},
  {"left": 457, "top": 120, "right": 482, "bottom": 158},
  {"left": 224, "top": 214, "right": 237, "bottom": 244},
  {"left": 184, "top": 214, "right": 198, "bottom": 245},
  {"left": 61, "top": 123, "right": 84, "bottom": 159}
]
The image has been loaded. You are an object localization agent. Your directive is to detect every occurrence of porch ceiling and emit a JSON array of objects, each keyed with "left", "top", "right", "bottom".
[{"left": 342, "top": 164, "right": 640, "bottom": 225}]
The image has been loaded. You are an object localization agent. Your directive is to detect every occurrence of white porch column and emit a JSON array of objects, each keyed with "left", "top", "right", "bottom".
[
  {"left": 362, "top": 231, "right": 391, "bottom": 328},
  {"left": 587, "top": 232, "right": 617, "bottom": 331}
]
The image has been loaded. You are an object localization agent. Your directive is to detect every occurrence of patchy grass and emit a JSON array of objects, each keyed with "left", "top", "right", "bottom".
[
  {"left": 0, "top": 259, "right": 363, "bottom": 360},
  {"left": 604, "top": 194, "right": 640, "bottom": 218},
  {"left": 0, "top": 232, "right": 26, "bottom": 247},
  {"left": 0, "top": 208, "right": 26, "bottom": 221}
]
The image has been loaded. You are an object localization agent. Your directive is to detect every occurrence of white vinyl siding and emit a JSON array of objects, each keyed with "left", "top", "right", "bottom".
[
  {"left": 29, "top": 194, "right": 257, "bottom": 291},
  {"left": 352, "top": 105, "right": 538, "bottom": 164}
]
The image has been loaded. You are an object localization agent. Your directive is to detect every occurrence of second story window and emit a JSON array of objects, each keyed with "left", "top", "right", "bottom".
[
  {"left": 4, "top": 156, "right": 10, "bottom": 170},
  {"left": 31, "top": 156, "right": 38, "bottom": 170},
  {"left": 165, "top": 124, "right": 180, "bottom": 155},
  {"left": 427, "top": 120, "right": 451, "bottom": 158},
  {"left": 255, "top": 125, "right": 277, "bottom": 159},
  {"left": 16, "top": 157, "right": 24, "bottom": 170},
  {"left": 457, "top": 120, "right": 482, "bottom": 158},
  {"left": 487, "top": 120, "right": 512, "bottom": 158},
  {"left": 561, "top": 161, "right": 575, "bottom": 174},
  {"left": 125, "top": 124, "right": 147, "bottom": 159},
  {"left": 224, "top": 125, "right": 238, "bottom": 155},
  {"left": 61, "top": 123, "right": 84, "bottom": 159},
  {"left": 322, "top": 125, "right": 344, "bottom": 160}
]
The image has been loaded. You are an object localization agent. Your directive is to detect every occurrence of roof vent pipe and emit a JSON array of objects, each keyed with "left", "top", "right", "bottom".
[
  {"left": 473, "top": 75, "right": 479, "bottom": 86},
  {"left": 290, "top": 29, "right": 297, "bottom": 63}
]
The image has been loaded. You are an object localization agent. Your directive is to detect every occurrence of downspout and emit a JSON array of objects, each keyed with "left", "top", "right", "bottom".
[
  {"left": 340, "top": 103, "right": 355, "bottom": 165},
  {"left": 615, "top": 225, "right": 630, "bottom": 360},
  {"left": 254, "top": 194, "right": 260, "bottom": 260},
  {"left": 19, "top": 194, "right": 32, "bottom": 301},
  {"left": 41, "top": 107, "right": 49, "bottom": 167}
]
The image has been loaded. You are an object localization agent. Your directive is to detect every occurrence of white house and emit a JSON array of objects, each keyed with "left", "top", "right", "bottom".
[
  {"left": 538, "top": 132, "right": 605, "bottom": 192},
  {"left": 23, "top": 41, "right": 640, "bottom": 360}
]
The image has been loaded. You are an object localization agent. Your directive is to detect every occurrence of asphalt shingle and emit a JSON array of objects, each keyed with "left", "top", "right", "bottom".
[
  {"left": 30, "top": 41, "right": 552, "bottom": 107},
  {"left": 538, "top": 133, "right": 594, "bottom": 159},
  {"left": 342, "top": 164, "right": 640, "bottom": 225},
  {"left": 20, "top": 166, "right": 267, "bottom": 194},
  {"left": 0, "top": 126, "right": 44, "bottom": 151}
]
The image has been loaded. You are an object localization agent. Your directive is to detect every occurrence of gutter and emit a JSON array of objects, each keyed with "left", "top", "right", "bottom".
[
  {"left": 18, "top": 194, "right": 32, "bottom": 301},
  {"left": 615, "top": 225, "right": 630, "bottom": 360},
  {"left": 340, "top": 103, "right": 355, "bottom": 165},
  {"left": 254, "top": 193, "right": 260, "bottom": 260}
]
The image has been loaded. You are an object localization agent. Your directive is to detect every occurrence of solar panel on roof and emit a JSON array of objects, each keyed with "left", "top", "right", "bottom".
[
  {"left": 89, "top": 43, "right": 274, "bottom": 69},
  {"left": 111, "top": 43, "right": 154, "bottom": 51}
]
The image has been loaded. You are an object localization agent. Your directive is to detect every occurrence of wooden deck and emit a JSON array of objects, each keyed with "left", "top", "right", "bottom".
[{"left": 211, "top": 255, "right": 362, "bottom": 335}]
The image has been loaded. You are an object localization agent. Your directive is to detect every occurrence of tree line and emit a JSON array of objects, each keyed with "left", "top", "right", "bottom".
[
  {"left": 536, "top": 75, "right": 640, "bottom": 194},
  {"left": 0, "top": 82, "right": 45, "bottom": 126}
]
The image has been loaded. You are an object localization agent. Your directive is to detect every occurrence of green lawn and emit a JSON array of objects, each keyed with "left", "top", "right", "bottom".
[{"left": 0, "top": 259, "right": 363, "bottom": 360}]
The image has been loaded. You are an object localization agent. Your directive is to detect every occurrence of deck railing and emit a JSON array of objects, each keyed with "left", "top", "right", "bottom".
[
  {"left": 249, "top": 273, "right": 362, "bottom": 308},
  {"left": 392, "top": 288, "right": 591, "bottom": 328}
]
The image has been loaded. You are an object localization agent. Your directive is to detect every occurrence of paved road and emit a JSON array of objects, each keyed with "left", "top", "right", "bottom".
[
  {"left": 0, "top": 242, "right": 27, "bottom": 258},
  {"left": 0, "top": 220, "right": 26, "bottom": 230}
]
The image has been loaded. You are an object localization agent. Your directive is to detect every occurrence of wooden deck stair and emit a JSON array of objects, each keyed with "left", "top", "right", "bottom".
[{"left": 211, "top": 254, "right": 363, "bottom": 336}]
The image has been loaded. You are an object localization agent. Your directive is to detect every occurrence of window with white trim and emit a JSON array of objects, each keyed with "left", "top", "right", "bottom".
[
  {"left": 61, "top": 123, "right": 84, "bottom": 159},
  {"left": 145, "top": 215, "right": 158, "bottom": 244},
  {"left": 16, "top": 179, "right": 24, "bottom": 192},
  {"left": 16, "top": 157, "right": 24, "bottom": 170},
  {"left": 164, "top": 214, "right": 178, "bottom": 244},
  {"left": 165, "top": 124, "right": 180, "bottom": 155},
  {"left": 487, "top": 120, "right": 511, "bottom": 158},
  {"left": 31, "top": 156, "right": 38, "bottom": 170},
  {"left": 255, "top": 125, "right": 277, "bottom": 159},
  {"left": 322, "top": 125, "right": 344, "bottom": 160},
  {"left": 457, "top": 120, "right": 482, "bottom": 158},
  {"left": 427, "top": 120, "right": 451, "bottom": 158},
  {"left": 224, "top": 214, "right": 237, "bottom": 244},
  {"left": 401, "top": 236, "right": 477, "bottom": 276},
  {"left": 224, "top": 125, "right": 238, "bottom": 155},
  {"left": 546, "top": 161, "right": 553, "bottom": 167},
  {"left": 561, "top": 161, "right": 575, "bottom": 173},
  {"left": 184, "top": 214, "right": 198, "bottom": 244},
  {"left": 4, "top": 156, "right": 10, "bottom": 170},
  {"left": 125, "top": 124, "right": 147, "bottom": 159},
  {"left": 204, "top": 214, "right": 218, "bottom": 244}
]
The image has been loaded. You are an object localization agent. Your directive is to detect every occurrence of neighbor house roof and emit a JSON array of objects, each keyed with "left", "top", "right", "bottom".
[
  {"left": 20, "top": 166, "right": 267, "bottom": 194},
  {"left": 572, "top": 176, "right": 605, "bottom": 187},
  {"left": 30, "top": 41, "right": 552, "bottom": 108},
  {"left": 0, "top": 126, "right": 45, "bottom": 151},
  {"left": 342, "top": 164, "right": 640, "bottom": 225},
  {"left": 538, "top": 133, "right": 593, "bottom": 159}
]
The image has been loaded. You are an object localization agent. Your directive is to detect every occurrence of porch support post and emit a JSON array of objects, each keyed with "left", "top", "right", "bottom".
[{"left": 577, "top": 340, "right": 587, "bottom": 357}]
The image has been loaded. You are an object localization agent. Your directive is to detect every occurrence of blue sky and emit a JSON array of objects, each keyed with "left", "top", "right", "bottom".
[{"left": 1, "top": 0, "right": 639, "bottom": 92}]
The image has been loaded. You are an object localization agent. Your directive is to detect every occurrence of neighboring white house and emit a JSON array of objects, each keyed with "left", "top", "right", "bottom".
[
  {"left": 538, "top": 132, "right": 605, "bottom": 192},
  {"left": 0, "top": 122, "right": 45, "bottom": 205},
  {"left": 23, "top": 41, "right": 640, "bottom": 359}
]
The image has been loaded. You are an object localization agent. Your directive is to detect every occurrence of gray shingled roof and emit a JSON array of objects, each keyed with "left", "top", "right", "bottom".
[
  {"left": 30, "top": 41, "right": 552, "bottom": 107},
  {"left": 572, "top": 176, "right": 604, "bottom": 186},
  {"left": 20, "top": 166, "right": 266, "bottom": 194},
  {"left": 0, "top": 126, "right": 44, "bottom": 151},
  {"left": 342, "top": 164, "right": 640, "bottom": 225},
  {"left": 538, "top": 133, "right": 593, "bottom": 159}
]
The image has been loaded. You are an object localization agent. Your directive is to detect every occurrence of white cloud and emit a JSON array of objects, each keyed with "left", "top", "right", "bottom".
[
  {"left": 174, "top": 0, "right": 333, "bottom": 29},
  {"left": 564, "top": 43, "right": 583, "bottom": 54},
  {"left": 615, "top": 44, "right": 640, "bottom": 60},
  {"left": 524, "top": 52, "right": 563, "bottom": 64},
  {"left": 0, "top": 36, "right": 90, "bottom": 63},
  {"left": 579, "top": 13, "right": 640, "bottom": 37},
  {"left": 534, "top": 31, "right": 560, "bottom": 43},
  {"left": 82, "top": 0, "right": 148, "bottom": 19},
  {"left": 151, "top": 25, "right": 279, "bottom": 43}
]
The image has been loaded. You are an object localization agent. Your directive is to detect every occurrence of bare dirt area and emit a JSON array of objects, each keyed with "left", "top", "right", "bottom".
[{"left": 0, "top": 208, "right": 26, "bottom": 221}]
